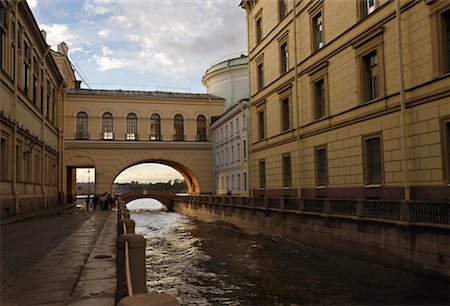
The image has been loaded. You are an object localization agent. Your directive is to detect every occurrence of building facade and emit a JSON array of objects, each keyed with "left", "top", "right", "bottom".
[
  {"left": 203, "top": 55, "right": 250, "bottom": 196},
  {"left": 64, "top": 89, "right": 224, "bottom": 197},
  {"left": 241, "top": 0, "right": 450, "bottom": 201},
  {"left": 0, "top": 0, "right": 74, "bottom": 218}
]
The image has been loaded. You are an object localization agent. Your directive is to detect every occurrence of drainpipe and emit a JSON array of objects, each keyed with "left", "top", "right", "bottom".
[
  {"left": 293, "top": 0, "right": 302, "bottom": 199},
  {"left": 41, "top": 46, "right": 51, "bottom": 207},
  {"left": 245, "top": 9, "right": 253, "bottom": 198},
  {"left": 396, "top": 0, "right": 410, "bottom": 201},
  {"left": 12, "top": 1, "right": 19, "bottom": 214}
]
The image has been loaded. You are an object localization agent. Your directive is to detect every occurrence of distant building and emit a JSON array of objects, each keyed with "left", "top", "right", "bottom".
[
  {"left": 0, "top": 1, "right": 75, "bottom": 217},
  {"left": 241, "top": 0, "right": 450, "bottom": 201},
  {"left": 203, "top": 55, "right": 250, "bottom": 196}
]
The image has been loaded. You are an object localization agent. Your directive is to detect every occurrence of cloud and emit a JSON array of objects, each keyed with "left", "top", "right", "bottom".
[
  {"left": 28, "top": 0, "right": 38, "bottom": 9},
  {"left": 40, "top": 23, "right": 80, "bottom": 51}
]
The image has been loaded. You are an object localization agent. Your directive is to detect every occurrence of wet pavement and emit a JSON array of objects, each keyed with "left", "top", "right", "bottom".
[{"left": 0, "top": 210, "right": 117, "bottom": 306}]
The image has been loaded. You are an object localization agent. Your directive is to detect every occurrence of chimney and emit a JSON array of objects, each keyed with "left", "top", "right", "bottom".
[
  {"left": 58, "top": 42, "right": 69, "bottom": 56},
  {"left": 41, "top": 30, "right": 47, "bottom": 41},
  {"left": 75, "top": 80, "right": 82, "bottom": 89}
]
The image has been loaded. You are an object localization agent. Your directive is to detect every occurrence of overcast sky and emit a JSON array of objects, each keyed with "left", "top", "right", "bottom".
[
  {"left": 30, "top": 0, "right": 247, "bottom": 183},
  {"left": 30, "top": 0, "right": 247, "bottom": 93}
]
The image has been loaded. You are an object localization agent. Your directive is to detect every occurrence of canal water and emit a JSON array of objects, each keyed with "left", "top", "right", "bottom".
[{"left": 128, "top": 199, "right": 448, "bottom": 305}]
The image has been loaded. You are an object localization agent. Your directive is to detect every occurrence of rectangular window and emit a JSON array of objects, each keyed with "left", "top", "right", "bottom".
[
  {"left": 256, "top": 16, "right": 262, "bottom": 44},
  {"left": 363, "top": 50, "right": 378, "bottom": 101},
  {"left": 46, "top": 78, "right": 50, "bottom": 118},
  {"left": 259, "top": 160, "right": 266, "bottom": 189},
  {"left": 0, "top": 2, "right": 5, "bottom": 70},
  {"left": 280, "top": 41, "right": 289, "bottom": 74},
  {"left": 312, "top": 12, "right": 323, "bottom": 51},
  {"left": 281, "top": 97, "right": 290, "bottom": 131},
  {"left": 359, "top": 0, "right": 377, "bottom": 18},
  {"left": 32, "top": 57, "right": 38, "bottom": 105},
  {"left": 35, "top": 153, "right": 40, "bottom": 183},
  {"left": 40, "top": 69, "right": 44, "bottom": 111},
  {"left": 237, "top": 174, "right": 241, "bottom": 190},
  {"left": 257, "top": 62, "right": 264, "bottom": 90},
  {"left": 364, "top": 136, "right": 383, "bottom": 185},
  {"left": 10, "top": 15, "right": 15, "bottom": 80},
  {"left": 244, "top": 172, "right": 247, "bottom": 191},
  {"left": 429, "top": 3, "right": 450, "bottom": 76},
  {"left": 23, "top": 37, "right": 31, "bottom": 95},
  {"left": 279, "top": 0, "right": 287, "bottom": 20},
  {"left": 314, "top": 78, "right": 326, "bottom": 119},
  {"left": 0, "top": 136, "right": 8, "bottom": 181},
  {"left": 243, "top": 139, "right": 247, "bottom": 158},
  {"left": 315, "top": 147, "right": 328, "bottom": 186},
  {"left": 444, "top": 10, "right": 450, "bottom": 73},
  {"left": 51, "top": 86, "right": 56, "bottom": 124},
  {"left": 282, "top": 154, "right": 292, "bottom": 188},
  {"left": 257, "top": 110, "right": 265, "bottom": 140},
  {"left": 236, "top": 118, "right": 239, "bottom": 133},
  {"left": 443, "top": 120, "right": 450, "bottom": 185},
  {"left": 237, "top": 143, "right": 240, "bottom": 161}
]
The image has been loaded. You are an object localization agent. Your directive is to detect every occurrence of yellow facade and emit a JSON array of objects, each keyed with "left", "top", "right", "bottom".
[
  {"left": 242, "top": 0, "right": 450, "bottom": 201},
  {"left": 64, "top": 89, "right": 224, "bottom": 197},
  {"left": 0, "top": 1, "right": 73, "bottom": 217}
]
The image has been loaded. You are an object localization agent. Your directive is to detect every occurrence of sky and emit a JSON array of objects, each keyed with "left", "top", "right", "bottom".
[
  {"left": 30, "top": 0, "right": 247, "bottom": 183},
  {"left": 29, "top": 0, "right": 247, "bottom": 93}
]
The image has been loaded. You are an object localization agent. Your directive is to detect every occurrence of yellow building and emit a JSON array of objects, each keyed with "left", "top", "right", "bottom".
[
  {"left": 63, "top": 88, "right": 224, "bottom": 198},
  {"left": 0, "top": 1, "right": 74, "bottom": 217},
  {"left": 241, "top": 0, "right": 450, "bottom": 201}
]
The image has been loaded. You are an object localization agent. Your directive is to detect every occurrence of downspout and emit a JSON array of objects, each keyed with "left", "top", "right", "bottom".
[
  {"left": 293, "top": 0, "right": 302, "bottom": 199},
  {"left": 244, "top": 7, "right": 253, "bottom": 197},
  {"left": 396, "top": 0, "right": 410, "bottom": 201},
  {"left": 41, "top": 46, "right": 50, "bottom": 207},
  {"left": 12, "top": 1, "right": 19, "bottom": 214},
  {"left": 58, "top": 81, "right": 65, "bottom": 205}
]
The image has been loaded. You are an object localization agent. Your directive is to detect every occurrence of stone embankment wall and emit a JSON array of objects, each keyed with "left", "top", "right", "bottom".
[{"left": 174, "top": 197, "right": 449, "bottom": 280}]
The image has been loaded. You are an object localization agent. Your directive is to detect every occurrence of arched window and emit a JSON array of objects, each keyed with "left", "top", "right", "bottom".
[
  {"left": 173, "top": 114, "right": 184, "bottom": 141},
  {"left": 76, "top": 112, "right": 88, "bottom": 139},
  {"left": 126, "top": 113, "right": 137, "bottom": 140},
  {"left": 150, "top": 113, "right": 161, "bottom": 141},
  {"left": 196, "top": 115, "right": 207, "bottom": 141},
  {"left": 102, "top": 112, "right": 114, "bottom": 140}
]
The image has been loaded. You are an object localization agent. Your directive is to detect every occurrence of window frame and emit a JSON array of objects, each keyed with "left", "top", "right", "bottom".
[
  {"left": 429, "top": 1, "right": 450, "bottom": 76},
  {"left": 257, "top": 61, "right": 264, "bottom": 91},
  {"left": 257, "top": 108, "right": 266, "bottom": 141},
  {"left": 315, "top": 146, "right": 328, "bottom": 187},
  {"left": 357, "top": 0, "right": 378, "bottom": 20},
  {"left": 309, "top": 65, "right": 329, "bottom": 121},
  {"left": 309, "top": 0, "right": 324, "bottom": 53},
  {"left": 354, "top": 28, "right": 385, "bottom": 104},
  {"left": 441, "top": 117, "right": 450, "bottom": 186},
  {"left": 173, "top": 114, "right": 184, "bottom": 141},
  {"left": 102, "top": 112, "right": 114, "bottom": 140},
  {"left": 0, "top": 133, "right": 9, "bottom": 181},
  {"left": 126, "top": 113, "right": 138, "bottom": 140},
  {"left": 279, "top": 0, "right": 288, "bottom": 21},
  {"left": 0, "top": 1, "right": 6, "bottom": 71},
  {"left": 76, "top": 111, "right": 89, "bottom": 140},
  {"left": 259, "top": 159, "right": 266, "bottom": 189},
  {"left": 282, "top": 153, "right": 292, "bottom": 188},
  {"left": 150, "top": 113, "right": 161, "bottom": 141},
  {"left": 255, "top": 9, "right": 263, "bottom": 45},
  {"left": 363, "top": 134, "right": 384, "bottom": 186},
  {"left": 280, "top": 94, "right": 291, "bottom": 132}
]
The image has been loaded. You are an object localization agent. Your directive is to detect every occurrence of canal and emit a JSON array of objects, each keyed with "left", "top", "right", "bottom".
[{"left": 128, "top": 199, "right": 448, "bottom": 305}]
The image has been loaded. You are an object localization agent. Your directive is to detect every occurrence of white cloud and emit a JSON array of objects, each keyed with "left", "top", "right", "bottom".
[
  {"left": 98, "top": 29, "right": 111, "bottom": 38},
  {"left": 40, "top": 23, "right": 79, "bottom": 52},
  {"left": 28, "top": 0, "right": 38, "bottom": 9}
]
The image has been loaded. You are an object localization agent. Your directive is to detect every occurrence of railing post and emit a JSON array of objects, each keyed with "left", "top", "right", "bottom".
[
  {"left": 118, "top": 211, "right": 131, "bottom": 219},
  {"left": 116, "top": 234, "right": 147, "bottom": 303},
  {"left": 324, "top": 199, "right": 331, "bottom": 215},
  {"left": 400, "top": 200, "right": 411, "bottom": 222},
  {"left": 356, "top": 199, "right": 364, "bottom": 218},
  {"left": 298, "top": 198, "right": 305, "bottom": 211},
  {"left": 118, "top": 218, "right": 135, "bottom": 236}
]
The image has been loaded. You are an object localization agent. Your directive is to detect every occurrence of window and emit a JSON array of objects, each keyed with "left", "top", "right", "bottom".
[
  {"left": 315, "top": 147, "right": 328, "bottom": 186},
  {"left": 173, "top": 114, "right": 184, "bottom": 141},
  {"left": 10, "top": 15, "right": 14, "bottom": 80},
  {"left": 314, "top": 78, "right": 326, "bottom": 119},
  {"left": 231, "top": 175, "right": 234, "bottom": 190},
  {"left": 358, "top": 0, "right": 377, "bottom": 19},
  {"left": 236, "top": 118, "right": 240, "bottom": 132},
  {"left": 35, "top": 152, "right": 40, "bottom": 184},
  {"left": 312, "top": 12, "right": 323, "bottom": 51},
  {"left": 51, "top": 86, "right": 56, "bottom": 124},
  {"left": 244, "top": 172, "right": 247, "bottom": 191},
  {"left": 23, "top": 37, "right": 30, "bottom": 95},
  {"left": 39, "top": 69, "right": 43, "bottom": 111},
  {"left": 257, "top": 110, "right": 265, "bottom": 140},
  {"left": 231, "top": 146, "right": 234, "bottom": 163},
  {"left": 354, "top": 31, "right": 385, "bottom": 104},
  {"left": 226, "top": 148, "right": 229, "bottom": 164},
  {"left": 230, "top": 122, "right": 234, "bottom": 136},
  {"left": 102, "top": 112, "right": 114, "bottom": 140},
  {"left": 1, "top": 136, "right": 8, "bottom": 181},
  {"left": 237, "top": 143, "right": 240, "bottom": 161},
  {"left": 15, "top": 142, "right": 21, "bottom": 182},
  {"left": 0, "top": 2, "right": 5, "bottom": 70},
  {"left": 363, "top": 50, "right": 378, "bottom": 101},
  {"left": 76, "top": 112, "right": 88, "bottom": 139},
  {"left": 280, "top": 42, "right": 289, "bottom": 74},
  {"left": 255, "top": 15, "right": 262, "bottom": 44},
  {"left": 364, "top": 135, "right": 383, "bottom": 185},
  {"left": 237, "top": 174, "right": 241, "bottom": 190},
  {"left": 46, "top": 79, "right": 50, "bottom": 118},
  {"left": 259, "top": 159, "right": 266, "bottom": 189},
  {"left": 281, "top": 97, "right": 290, "bottom": 131},
  {"left": 279, "top": 0, "right": 287, "bottom": 20},
  {"left": 429, "top": 3, "right": 450, "bottom": 76},
  {"left": 282, "top": 154, "right": 292, "bottom": 188},
  {"left": 243, "top": 139, "right": 247, "bottom": 158},
  {"left": 257, "top": 62, "right": 264, "bottom": 90},
  {"left": 150, "top": 113, "right": 161, "bottom": 140},
  {"left": 443, "top": 119, "right": 450, "bottom": 185},
  {"left": 32, "top": 57, "right": 38, "bottom": 106},
  {"left": 197, "top": 115, "right": 207, "bottom": 141},
  {"left": 126, "top": 113, "right": 137, "bottom": 140},
  {"left": 216, "top": 152, "right": 219, "bottom": 167}
]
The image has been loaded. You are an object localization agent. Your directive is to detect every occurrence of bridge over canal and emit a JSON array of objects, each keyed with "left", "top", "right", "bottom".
[{"left": 118, "top": 190, "right": 176, "bottom": 211}]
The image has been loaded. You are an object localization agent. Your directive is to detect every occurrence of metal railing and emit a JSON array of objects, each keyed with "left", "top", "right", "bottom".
[{"left": 174, "top": 195, "right": 450, "bottom": 225}]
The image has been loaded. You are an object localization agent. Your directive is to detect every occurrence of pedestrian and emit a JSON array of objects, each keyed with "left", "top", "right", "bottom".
[
  {"left": 92, "top": 194, "right": 98, "bottom": 211},
  {"left": 85, "top": 195, "right": 90, "bottom": 212},
  {"left": 99, "top": 192, "right": 107, "bottom": 211}
]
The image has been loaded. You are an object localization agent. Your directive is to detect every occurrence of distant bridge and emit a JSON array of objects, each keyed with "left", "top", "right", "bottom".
[{"left": 118, "top": 190, "right": 176, "bottom": 211}]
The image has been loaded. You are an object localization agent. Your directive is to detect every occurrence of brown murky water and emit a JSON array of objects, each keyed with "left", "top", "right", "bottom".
[{"left": 129, "top": 199, "right": 449, "bottom": 305}]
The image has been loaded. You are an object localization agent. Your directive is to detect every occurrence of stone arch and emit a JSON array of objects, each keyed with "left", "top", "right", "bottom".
[{"left": 119, "top": 190, "right": 176, "bottom": 211}]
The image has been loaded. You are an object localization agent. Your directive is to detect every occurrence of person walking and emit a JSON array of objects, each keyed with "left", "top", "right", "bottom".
[
  {"left": 85, "top": 195, "right": 90, "bottom": 212},
  {"left": 92, "top": 194, "right": 99, "bottom": 211}
]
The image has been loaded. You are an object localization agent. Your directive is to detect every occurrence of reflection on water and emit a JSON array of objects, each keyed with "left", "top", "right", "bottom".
[{"left": 129, "top": 199, "right": 241, "bottom": 305}]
